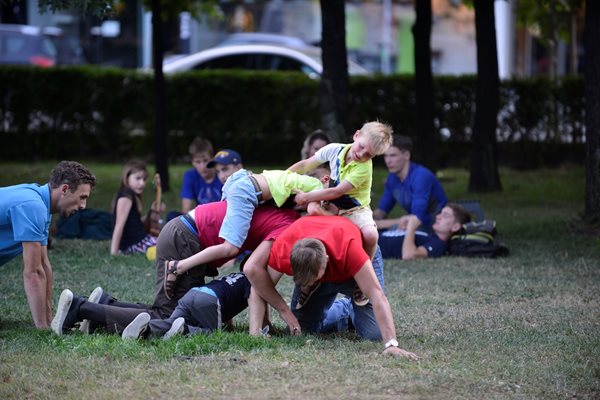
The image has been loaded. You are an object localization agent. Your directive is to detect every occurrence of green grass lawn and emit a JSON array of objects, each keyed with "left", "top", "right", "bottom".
[{"left": 0, "top": 161, "right": 599, "bottom": 399}]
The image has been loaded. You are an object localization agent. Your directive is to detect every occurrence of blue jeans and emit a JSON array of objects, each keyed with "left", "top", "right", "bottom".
[
  {"left": 291, "top": 246, "right": 386, "bottom": 341},
  {"left": 219, "top": 169, "right": 260, "bottom": 248}
]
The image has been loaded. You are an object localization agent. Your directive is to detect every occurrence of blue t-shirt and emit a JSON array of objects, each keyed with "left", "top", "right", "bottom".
[
  {"left": 180, "top": 168, "right": 222, "bottom": 205},
  {"left": 378, "top": 162, "right": 448, "bottom": 230},
  {"left": 378, "top": 229, "right": 448, "bottom": 259},
  {"left": 0, "top": 183, "right": 51, "bottom": 266}
]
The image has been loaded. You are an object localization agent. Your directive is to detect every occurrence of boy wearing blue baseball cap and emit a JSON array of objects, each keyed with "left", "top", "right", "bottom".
[{"left": 162, "top": 149, "right": 331, "bottom": 299}]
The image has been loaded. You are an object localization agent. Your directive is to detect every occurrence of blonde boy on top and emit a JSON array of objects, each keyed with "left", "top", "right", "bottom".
[{"left": 288, "top": 121, "right": 393, "bottom": 259}]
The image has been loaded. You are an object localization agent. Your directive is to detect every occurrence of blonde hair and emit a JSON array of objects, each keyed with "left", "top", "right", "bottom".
[
  {"left": 290, "top": 238, "right": 327, "bottom": 287},
  {"left": 358, "top": 121, "right": 393, "bottom": 155}
]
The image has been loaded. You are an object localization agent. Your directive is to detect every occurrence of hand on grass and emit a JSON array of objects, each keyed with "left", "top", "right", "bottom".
[{"left": 383, "top": 346, "right": 420, "bottom": 360}]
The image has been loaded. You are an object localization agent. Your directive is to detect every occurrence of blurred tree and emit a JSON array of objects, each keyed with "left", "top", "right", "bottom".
[
  {"left": 37, "top": 0, "right": 219, "bottom": 192},
  {"left": 319, "top": 0, "right": 349, "bottom": 142},
  {"left": 584, "top": 0, "right": 600, "bottom": 222},
  {"left": 515, "top": 0, "right": 584, "bottom": 78},
  {"left": 412, "top": 0, "right": 436, "bottom": 170},
  {"left": 468, "top": 0, "right": 502, "bottom": 192}
]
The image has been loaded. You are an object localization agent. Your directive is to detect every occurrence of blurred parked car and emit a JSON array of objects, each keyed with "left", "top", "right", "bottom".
[
  {"left": 162, "top": 43, "right": 369, "bottom": 78},
  {"left": 216, "top": 32, "right": 312, "bottom": 48},
  {"left": 0, "top": 24, "right": 86, "bottom": 67}
]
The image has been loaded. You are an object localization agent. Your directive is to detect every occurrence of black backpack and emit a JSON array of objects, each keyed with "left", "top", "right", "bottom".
[{"left": 448, "top": 220, "right": 509, "bottom": 258}]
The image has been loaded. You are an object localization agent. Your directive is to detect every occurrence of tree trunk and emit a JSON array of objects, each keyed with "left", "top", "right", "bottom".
[
  {"left": 412, "top": 0, "right": 436, "bottom": 170},
  {"left": 319, "top": 0, "right": 350, "bottom": 142},
  {"left": 152, "top": 0, "right": 170, "bottom": 191},
  {"left": 584, "top": 0, "right": 600, "bottom": 221},
  {"left": 468, "top": 0, "right": 502, "bottom": 192}
]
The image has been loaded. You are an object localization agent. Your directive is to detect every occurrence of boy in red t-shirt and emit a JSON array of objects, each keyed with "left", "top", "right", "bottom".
[{"left": 245, "top": 216, "right": 419, "bottom": 360}]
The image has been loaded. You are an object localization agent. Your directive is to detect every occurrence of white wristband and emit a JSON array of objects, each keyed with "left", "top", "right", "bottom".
[{"left": 384, "top": 338, "right": 399, "bottom": 349}]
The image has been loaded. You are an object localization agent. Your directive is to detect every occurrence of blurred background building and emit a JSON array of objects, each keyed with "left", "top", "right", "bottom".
[{"left": 0, "top": 0, "right": 585, "bottom": 77}]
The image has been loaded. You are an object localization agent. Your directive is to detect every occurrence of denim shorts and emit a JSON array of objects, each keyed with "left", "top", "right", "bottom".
[{"left": 220, "top": 169, "right": 261, "bottom": 248}]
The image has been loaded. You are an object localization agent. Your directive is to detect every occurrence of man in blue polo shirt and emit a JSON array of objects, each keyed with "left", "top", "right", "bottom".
[
  {"left": 0, "top": 161, "right": 96, "bottom": 328},
  {"left": 373, "top": 135, "right": 448, "bottom": 233}
]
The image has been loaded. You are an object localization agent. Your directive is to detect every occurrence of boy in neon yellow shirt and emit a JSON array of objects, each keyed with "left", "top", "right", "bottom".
[
  {"left": 289, "top": 121, "right": 393, "bottom": 259},
  {"left": 163, "top": 149, "right": 330, "bottom": 299}
]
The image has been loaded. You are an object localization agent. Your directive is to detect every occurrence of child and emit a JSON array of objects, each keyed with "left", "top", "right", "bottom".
[
  {"left": 110, "top": 159, "right": 164, "bottom": 256},
  {"left": 289, "top": 121, "right": 393, "bottom": 257},
  {"left": 180, "top": 137, "right": 223, "bottom": 212},
  {"left": 163, "top": 149, "right": 330, "bottom": 299},
  {"left": 288, "top": 121, "right": 393, "bottom": 305},
  {"left": 122, "top": 272, "right": 254, "bottom": 340}
]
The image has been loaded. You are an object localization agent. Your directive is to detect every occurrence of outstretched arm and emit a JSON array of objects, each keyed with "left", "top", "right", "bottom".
[
  {"left": 288, "top": 156, "right": 321, "bottom": 174},
  {"left": 245, "top": 241, "right": 301, "bottom": 336},
  {"left": 354, "top": 261, "right": 419, "bottom": 360},
  {"left": 22, "top": 242, "right": 52, "bottom": 328}
]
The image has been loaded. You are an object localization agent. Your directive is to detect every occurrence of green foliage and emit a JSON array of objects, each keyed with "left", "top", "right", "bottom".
[
  {"left": 0, "top": 66, "right": 585, "bottom": 167},
  {"left": 514, "top": 0, "right": 584, "bottom": 45},
  {"left": 37, "top": 0, "right": 117, "bottom": 17}
]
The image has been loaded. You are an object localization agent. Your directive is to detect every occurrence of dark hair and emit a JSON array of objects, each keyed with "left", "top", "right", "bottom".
[
  {"left": 446, "top": 203, "right": 472, "bottom": 225},
  {"left": 301, "top": 129, "right": 331, "bottom": 159},
  {"left": 189, "top": 136, "right": 214, "bottom": 157},
  {"left": 49, "top": 161, "right": 96, "bottom": 191},
  {"left": 392, "top": 135, "right": 413, "bottom": 153}
]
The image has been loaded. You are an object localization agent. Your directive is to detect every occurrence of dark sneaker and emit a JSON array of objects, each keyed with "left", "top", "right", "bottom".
[
  {"left": 352, "top": 286, "right": 369, "bottom": 306},
  {"left": 51, "top": 289, "right": 73, "bottom": 336},
  {"left": 296, "top": 282, "right": 321, "bottom": 309},
  {"left": 122, "top": 312, "right": 150, "bottom": 339},
  {"left": 163, "top": 317, "right": 186, "bottom": 340},
  {"left": 79, "top": 287, "right": 103, "bottom": 334}
]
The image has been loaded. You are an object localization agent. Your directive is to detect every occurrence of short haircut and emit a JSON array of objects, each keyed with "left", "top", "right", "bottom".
[
  {"left": 189, "top": 136, "right": 214, "bottom": 157},
  {"left": 49, "top": 161, "right": 96, "bottom": 191},
  {"left": 306, "top": 163, "right": 330, "bottom": 181},
  {"left": 290, "top": 238, "right": 327, "bottom": 288},
  {"left": 446, "top": 203, "right": 472, "bottom": 225},
  {"left": 392, "top": 135, "right": 413, "bottom": 153},
  {"left": 358, "top": 121, "right": 393, "bottom": 155}
]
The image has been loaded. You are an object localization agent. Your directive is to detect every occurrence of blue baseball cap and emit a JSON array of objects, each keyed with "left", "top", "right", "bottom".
[{"left": 207, "top": 149, "right": 242, "bottom": 168}]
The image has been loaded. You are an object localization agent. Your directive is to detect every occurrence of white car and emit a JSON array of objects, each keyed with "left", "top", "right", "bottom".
[{"left": 162, "top": 44, "right": 369, "bottom": 78}]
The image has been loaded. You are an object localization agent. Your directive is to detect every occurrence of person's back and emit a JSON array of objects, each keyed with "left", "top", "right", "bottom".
[{"left": 0, "top": 183, "right": 51, "bottom": 265}]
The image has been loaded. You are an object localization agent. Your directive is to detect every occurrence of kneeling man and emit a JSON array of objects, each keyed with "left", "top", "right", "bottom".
[{"left": 245, "top": 216, "right": 419, "bottom": 359}]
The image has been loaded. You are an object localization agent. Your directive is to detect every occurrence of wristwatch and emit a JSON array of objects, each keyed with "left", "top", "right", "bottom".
[{"left": 384, "top": 338, "right": 399, "bottom": 349}]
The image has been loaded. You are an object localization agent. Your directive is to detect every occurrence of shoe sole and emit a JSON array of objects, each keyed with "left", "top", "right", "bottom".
[
  {"left": 51, "top": 289, "right": 74, "bottom": 336},
  {"left": 79, "top": 287, "right": 103, "bottom": 334},
  {"left": 122, "top": 312, "right": 151, "bottom": 339},
  {"left": 163, "top": 317, "right": 185, "bottom": 340}
]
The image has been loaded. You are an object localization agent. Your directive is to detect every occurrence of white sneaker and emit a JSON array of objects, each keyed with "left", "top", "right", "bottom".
[
  {"left": 79, "top": 287, "right": 103, "bottom": 334},
  {"left": 122, "top": 312, "right": 150, "bottom": 339},
  {"left": 51, "top": 289, "right": 73, "bottom": 336},
  {"left": 163, "top": 317, "right": 185, "bottom": 340}
]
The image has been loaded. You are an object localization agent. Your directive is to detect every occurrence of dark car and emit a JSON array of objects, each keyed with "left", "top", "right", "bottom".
[{"left": 0, "top": 24, "right": 86, "bottom": 67}]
